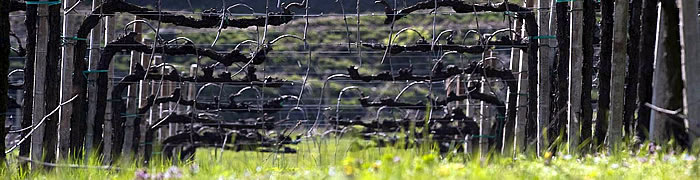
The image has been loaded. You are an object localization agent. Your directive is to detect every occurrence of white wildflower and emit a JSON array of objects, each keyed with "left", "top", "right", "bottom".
[
  {"left": 328, "top": 167, "right": 336, "bottom": 176},
  {"left": 682, "top": 154, "right": 697, "bottom": 161},
  {"left": 190, "top": 163, "right": 200, "bottom": 174},
  {"left": 163, "top": 166, "right": 183, "bottom": 179}
]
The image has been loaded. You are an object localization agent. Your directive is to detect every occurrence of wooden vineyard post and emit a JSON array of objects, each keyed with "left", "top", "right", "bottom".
[
  {"left": 569, "top": 0, "right": 583, "bottom": 152},
  {"left": 479, "top": 75, "right": 490, "bottom": 156},
  {"left": 160, "top": 65, "right": 170, "bottom": 141},
  {"left": 164, "top": 66, "right": 175, "bottom": 137},
  {"left": 515, "top": 0, "right": 535, "bottom": 153},
  {"left": 514, "top": 44, "right": 529, "bottom": 152},
  {"left": 31, "top": 0, "right": 49, "bottom": 168},
  {"left": 609, "top": 0, "right": 629, "bottom": 149},
  {"left": 43, "top": 0, "right": 62, "bottom": 164},
  {"left": 188, "top": 64, "right": 197, "bottom": 113},
  {"left": 103, "top": 15, "right": 116, "bottom": 162},
  {"left": 652, "top": 1, "right": 688, "bottom": 145},
  {"left": 623, "top": 0, "right": 642, "bottom": 140},
  {"left": 85, "top": 0, "right": 104, "bottom": 158},
  {"left": 650, "top": 5, "right": 667, "bottom": 143},
  {"left": 678, "top": 0, "right": 700, "bottom": 146},
  {"left": 537, "top": 0, "right": 553, "bottom": 154},
  {"left": 659, "top": 0, "right": 684, "bottom": 147},
  {"left": 21, "top": 2, "right": 37, "bottom": 168},
  {"left": 144, "top": 56, "right": 165, "bottom": 163},
  {"left": 595, "top": 0, "right": 614, "bottom": 148},
  {"left": 183, "top": 64, "right": 197, "bottom": 141},
  {"left": 138, "top": 48, "right": 153, "bottom": 158},
  {"left": 503, "top": 19, "right": 521, "bottom": 156},
  {"left": 466, "top": 76, "right": 475, "bottom": 121},
  {"left": 452, "top": 75, "right": 474, "bottom": 154},
  {"left": 651, "top": 1, "right": 684, "bottom": 145},
  {"left": 554, "top": 0, "right": 570, "bottom": 149},
  {"left": 636, "top": 0, "right": 660, "bottom": 142},
  {"left": 151, "top": 56, "right": 164, "bottom": 141},
  {"left": 122, "top": 16, "right": 143, "bottom": 158},
  {"left": 13, "top": 89, "right": 22, "bottom": 153},
  {"left": 0, "top": 0, "right": 9, "bottom": 163},
  {"left": 59, "top": 0, "right": 78, "bottom": 159},
  {"left": 466, "top": 75, "right": 477, "bottom": 154},
  {"left": 581, "top": 0, "right": 596, "bottom": 148}
]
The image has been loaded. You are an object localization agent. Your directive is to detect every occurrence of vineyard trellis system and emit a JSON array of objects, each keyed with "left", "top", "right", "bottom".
[{"left": 1, "top": 0, "right": 700, "bottom": 169}]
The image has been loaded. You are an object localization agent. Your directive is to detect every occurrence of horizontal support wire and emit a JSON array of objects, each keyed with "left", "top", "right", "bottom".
[{"left": 2, "top": 0, "right": 535, "bottom": 153}]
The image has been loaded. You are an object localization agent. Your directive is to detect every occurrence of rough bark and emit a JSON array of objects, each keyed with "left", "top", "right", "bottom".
[
  {"left": 31, "top": 1, "right": 48, "bottom": 169},
  {"left": 85, "top": 0, "right": 104, "bottom": 158},
  {"left": 554, "top": 0, "right": 570, "bottom": 144},
  {"left": 0, "top": 0, "right": 10, "bottom": 164},
  {"left": 376, "top": 1, "right": 530, "bottom": 24},
  {"left": 122, "top": 16, "right": 142, "bottom": 159},
  {"left": 348, "top": 61, "right": 516, "bottom": 83},
  {"left": 59, "top": 0, "right": 78, "bottom": 159},
  {"left": 362, "top": 43, "right": 490, "bottom": 55},
  {"left": 20, "top": 3, "right": 36, "bottom": 168},
  {"left": 623, "top": 0, "right": 642, "bottom": 140},
  {"left": 595, "top": 0, "right": 614, "bottom": 148},
  {"left": 515, "top": 35, "right": 528, "bottom": 152},
  {"left": 42, "top": 0, "right": 62, "bottom": 164},
  {"left": 137, "top": 53, "right": 153, "bottom": 159},
  {"left": 80, "top": 0, "right": 301, "bottom": 30},
  {"left": 68, "top": 67, "right": 86, "bottom": 156},
  {"left": 536, "top": 0, "right": 552, "bottom": 154},
  {"left": 503, "top": 19, "right": 521, "bottom": 156},
  {"left": 479, "top": 76, "right": 491, "bottom": 155},
  {"left": 515, "top": 0, "right": 534, "bottom": 152},
  {"left": 636, "top": 0, "right": 658, "bottom": 142},
  {"left": 609, "top": 0, "right": 629, "bottom": 150},
  {"left": 581, "top": 0, "right": 596, "bottom": 146},
  {"left": 677, "top": 0, "right": 700, "bottom": 145},
  {"left": 524, "top": 12, "right": 540, "bottom": 152},
  {"left": 569, "top": 0, "right": 583, "bottom": 152},
  {"left": 658, "top": 0, "right": 687, "bottom": 148},
  {"left": 103, "top": 16, "right": 116, "bottom": 163},
  {"left": 650, "top": 5, "right": 667, "bottom": 143}
]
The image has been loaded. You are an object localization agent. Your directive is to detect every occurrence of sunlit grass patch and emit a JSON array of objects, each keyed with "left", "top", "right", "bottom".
[{"left": 2, "top": 139, "right": 699, "bottom": 179}]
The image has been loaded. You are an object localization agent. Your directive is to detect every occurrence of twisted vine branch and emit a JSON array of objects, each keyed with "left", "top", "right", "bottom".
[{"left": 375, "top": 0, "right": 530, "bottom": 24}]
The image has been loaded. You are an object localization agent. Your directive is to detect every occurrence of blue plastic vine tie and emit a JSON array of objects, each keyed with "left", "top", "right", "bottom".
[
  {"left": 62, "top": 36, "right": 88, "bottom": 41},
  {"left": 121, "top": 113, "right": 140, "bottom": 118},
  {"left": 25, "top": 1, "right": 62, "bottom": 5},
  {"left": 530, "top": 35, "right": 556, "bottom": 39},
  {"left": 82, "top": 70, "right": 108, "bottom": 79}
]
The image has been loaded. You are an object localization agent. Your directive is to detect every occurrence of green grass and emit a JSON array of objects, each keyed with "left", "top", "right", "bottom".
[{"left": 2, "top": 138, "right": 699, "bottom": 179}]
